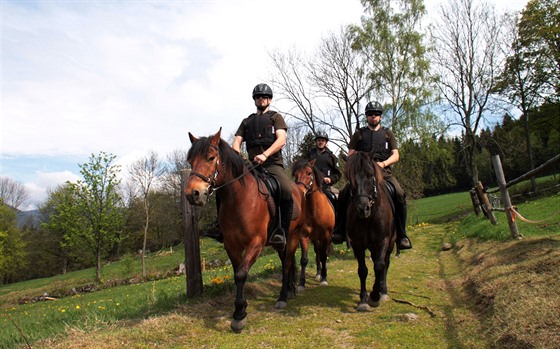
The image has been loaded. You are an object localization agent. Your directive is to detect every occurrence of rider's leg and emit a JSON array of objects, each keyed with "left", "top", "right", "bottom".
[
  {"left": 202, "top": 196, "right": 223, "bottom": 243},
  {"left": 332, "top": 183, "right": 350, "bottom": 244},
  {"left": 267, "top": 165, "right": 292, "bottom": 248},
  {"left": 387, "top": 177, "right": 412, "bottom": 250}
]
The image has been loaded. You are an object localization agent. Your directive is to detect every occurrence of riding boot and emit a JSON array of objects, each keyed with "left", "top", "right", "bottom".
[
  {"left": 269, "top": 198, "right": 293, "bottom": 249},
  {"left": 332, "top": 184, "right": 349, "bottom": 244},
  {"left": 202, "top": 220, "right": 223, "bottom": 243},
  {"left": 202, "top": 197, "right": 223, "bottom": 243},
  {"left": 395, "top": 201, "right": 412, "bottom": 250}
]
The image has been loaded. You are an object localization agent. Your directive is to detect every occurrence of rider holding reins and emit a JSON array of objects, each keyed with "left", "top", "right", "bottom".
[{"left": 333, "top": 101, "right": 412, "bottom": 250}]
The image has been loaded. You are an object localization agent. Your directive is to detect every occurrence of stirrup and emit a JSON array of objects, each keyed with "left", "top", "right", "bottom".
[
  {"left": 398, "top": 236, "right": 412, "bottom": 250},
  {"left": 331, "top": 227, "right": 346, "bottom": 244},
  {"left": 269, "top": 229, "right": 286, "bottom": 248},
  {"left": 332, "top": 234, "right": 345, "bottom": 245},
  {"left": 203, "top": 222, "right": 223, "bottom": 243}
]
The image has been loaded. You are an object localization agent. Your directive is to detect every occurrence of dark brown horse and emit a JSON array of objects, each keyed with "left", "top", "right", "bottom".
[
  {"left": 291, "top": 158, "right": 335, "bottom": 291},
  {"left": 184, "top": 128, "right": 306, "bottom": 331},
  {"left": 344, "top": 151, "right": 396, "bottom": 311}
]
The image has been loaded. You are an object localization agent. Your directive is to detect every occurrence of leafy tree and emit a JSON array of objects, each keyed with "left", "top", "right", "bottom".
[
  {"left": 518, "top": 0, "right": 560, "bottom": 101},
  {"left": 295, "top": 132, "right": 317, "bottom": 160},
  {"left": 0, "top": 203, "right": 27, "bottom": 284},
  {"left": 41, "top": 184, "right": 90, "bottom": 274},
  {"left": 349, "top": 0, "right": 436, "bottom": 140},
  {"left": 70, "top": 151, "right": 125, "bottom": 283}
]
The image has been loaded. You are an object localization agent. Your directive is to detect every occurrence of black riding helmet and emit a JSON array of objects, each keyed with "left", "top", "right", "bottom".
[
  {"left": 252, "top": 83, "right": 273, "bottom": 99},
  {"left": 365, "top": 101, "right": 383, "bottom": 114},
  {"left": 314, "top": 131, "right": 329, "bottom": 141}
]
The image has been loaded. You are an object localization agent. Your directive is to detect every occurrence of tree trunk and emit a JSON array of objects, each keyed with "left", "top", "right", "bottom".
[{"left": 523, "top": 111, "right": 536, "bottom": 192}]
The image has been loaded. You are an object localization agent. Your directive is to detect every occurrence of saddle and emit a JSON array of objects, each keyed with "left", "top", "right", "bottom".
[
  {"left": 252, "top": 167, "right": 300, "bottom": 237},
  {"left": 322, "top": 188, "right": 337, "bottom": 212},
  {"left": 382, "top": 181, "right": 397, "bottom": 215}
]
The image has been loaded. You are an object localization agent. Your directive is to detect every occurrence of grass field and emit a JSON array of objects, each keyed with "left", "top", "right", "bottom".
[{"left": 1, "top": 181, "right": 558, "bottom": 348}]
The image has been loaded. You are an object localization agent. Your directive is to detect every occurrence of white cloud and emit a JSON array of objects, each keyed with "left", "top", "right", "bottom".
[{"left": 22, "top": 170, "right": 81, "bottom": 210}]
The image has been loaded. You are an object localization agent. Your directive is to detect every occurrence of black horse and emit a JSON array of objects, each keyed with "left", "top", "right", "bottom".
[{"left": 344, "top": 151, "right": 397, "bottom": 311}]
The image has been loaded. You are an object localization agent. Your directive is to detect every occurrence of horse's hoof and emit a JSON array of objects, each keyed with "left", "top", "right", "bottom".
[
  {"left": 315, "top": 274, "right": 321, "bottom": 282},
  {"left": 380, "top": 293, "right": 390, "bottom": 302},
  {"left": 357, "top": 303, "right": 371, "bottom": 312},
  {"left": 297, "top": 285, "right": 306, "bottom": 293},
  {"left": 230, "top": 317, "right": 247, "bottom": 332},
  {"left": 367, "top": 296, "right": 381, "bottom": 308},
  {"left": 275, "top": 300, "right": 288, "bottom": 309},
  {"left": 319, "top": 280, "right": 328, "bottom": 286}
]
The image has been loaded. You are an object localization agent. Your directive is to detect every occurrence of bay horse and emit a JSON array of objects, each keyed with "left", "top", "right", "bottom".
[
  {"left": 184, "top": 128, "right": 306, "bottom": 331},
  {"left": 291, "top": 158, "right": 335, "bottom": 291},
  {"left": 344, "top": 151, "right": 396, "bottom": 311}
]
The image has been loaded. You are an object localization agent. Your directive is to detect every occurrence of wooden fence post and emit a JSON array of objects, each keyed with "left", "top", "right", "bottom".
[
  {"left": 469, "top": 189, "right": 482, "bottom": 216},
  {"left": 181, "top": 169, "right": 203, "bottom": 297},
  {"left": 475, "top": 181, "right": 497, "bottom": 225},
  {"left": 491, "top": 155, "right": 520, "bottom": 239}
]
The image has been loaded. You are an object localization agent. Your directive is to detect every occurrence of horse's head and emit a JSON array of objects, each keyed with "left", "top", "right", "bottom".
[
  {"left": 345, "top": 151, "right": 379, "bottom": 219},
  {"left": 292, "top": 158, "right": 315, "bottom": 193},
  {"left": 185, "top": 128, "right": 223, "bottom": 206}
]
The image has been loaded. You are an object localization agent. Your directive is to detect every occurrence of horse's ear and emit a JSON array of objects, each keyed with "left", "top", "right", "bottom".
[
  {"left": 210, "top": 127, "right": 222, "bottom": 146},
  {"left": 188, "top": 132, "right": 198, "bottom": 144},
  {"left": 309, "top": 159, "right": 316, "bottom": 167}
]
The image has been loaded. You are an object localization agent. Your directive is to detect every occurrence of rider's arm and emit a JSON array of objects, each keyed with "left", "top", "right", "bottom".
[
  {"left": 232, "top": 135, "right": 243, "bottom": 153},
  {"left": 379, "top": 149, "right": 399, "bottom": 168},
  {"left": 263, "top": 129, "right": 286, "bottom": 158}
]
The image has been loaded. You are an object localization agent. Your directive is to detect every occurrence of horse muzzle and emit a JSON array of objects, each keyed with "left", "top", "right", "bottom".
[
  {"left": 185, "top": 184, "right": 210, "bottom": 206},
  {"left": 354, "top": 196, "right": 374, "bottom": 219}
]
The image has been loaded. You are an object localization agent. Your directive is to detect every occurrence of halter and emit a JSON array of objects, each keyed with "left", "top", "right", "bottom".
[
  {"left": 189, "top": 145, "right": 260, "bottom": 196},
  {"left": 350, "top": 176, "right": 378, "bottom": 207},
  {"left": 296, "top": 174, "right": 314, "bottom": 194}
]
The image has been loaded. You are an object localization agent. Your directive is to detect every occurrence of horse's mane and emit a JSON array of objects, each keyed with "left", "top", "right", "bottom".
[
  {"left": 345, "top": 151, "right": 383, "bottom": 185},
  {"left": 291, "top": 158, "right": 325, "bottom": 185},
  {"left": 187, "top": 135, "right": 246, "bottom": 179}
]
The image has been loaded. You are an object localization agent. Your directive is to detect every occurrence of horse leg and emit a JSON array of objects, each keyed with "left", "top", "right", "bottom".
[
  {"left": 353, "top": 248, "right": 370, "bottom": 312},
  {"left": 315, "top": 240, "right": 328, "bottom": 285},
  {"left": 229, "top": 245, "right": 262, "bottom": 332},
  {"left": 368, "top": 251, "right": 389, "bottom": 308},
  {"left": 276, "top": 234, "right": 299, "bottom": 309},
  {"left": 298, "top": 238, "right": 309, "bottom": 292}
]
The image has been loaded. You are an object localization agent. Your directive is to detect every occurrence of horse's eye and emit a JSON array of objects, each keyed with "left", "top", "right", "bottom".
[{"left": 208, "top": 156, "right": 216, "bottom": 162}]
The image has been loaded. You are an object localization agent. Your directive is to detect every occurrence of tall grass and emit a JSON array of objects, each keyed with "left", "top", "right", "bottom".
[{"left": 0, "top": 242, "right": 283, "bottom": 348}]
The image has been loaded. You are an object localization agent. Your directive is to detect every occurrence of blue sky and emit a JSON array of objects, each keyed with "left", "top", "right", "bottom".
[{"left": 1, "top": 0, "right": 528, "bottom": 210}]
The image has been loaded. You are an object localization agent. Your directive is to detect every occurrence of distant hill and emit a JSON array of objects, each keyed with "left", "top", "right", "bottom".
[{"left": 16, "top": 209, "right": 43, "bottom": 229}]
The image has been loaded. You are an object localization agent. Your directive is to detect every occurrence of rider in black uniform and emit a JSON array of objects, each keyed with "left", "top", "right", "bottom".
[{"left": 332, "top": 101, "right": 412, "bottom": 250}]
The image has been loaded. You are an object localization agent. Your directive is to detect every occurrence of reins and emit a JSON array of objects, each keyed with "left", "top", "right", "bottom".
[
  {"left": 212, "top": 163, "right": 260, "bottom": 193},
  {"left": 189, "top": 155, "right": 261, "bottom": 196}
]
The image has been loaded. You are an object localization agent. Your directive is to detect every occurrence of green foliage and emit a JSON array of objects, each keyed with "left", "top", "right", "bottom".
[
  {"left": 518, "top": 0, "right": 560, "bottom": 100},
  {"left": 349, "top": 0, "right": 435, "bottom": 140},
  {"left": 0, "top": 205, "right": 27, "bottom": 284},
  {"left": 51, "top": 151, "right": 126, "bottom": 283},
  {"left": 295, "top": 132, "right": 316, "bottom": 159}
]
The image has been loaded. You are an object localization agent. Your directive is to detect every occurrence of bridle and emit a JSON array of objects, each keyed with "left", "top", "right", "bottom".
[
  {"left": 188, "top": 144, "right": 259, "bottom": 196},
  {"left": 295, "top": 166, "right": 319, "bottom": 195},
  {"left": 350, "top": 176, "right": 378, "bottom": 207}
]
